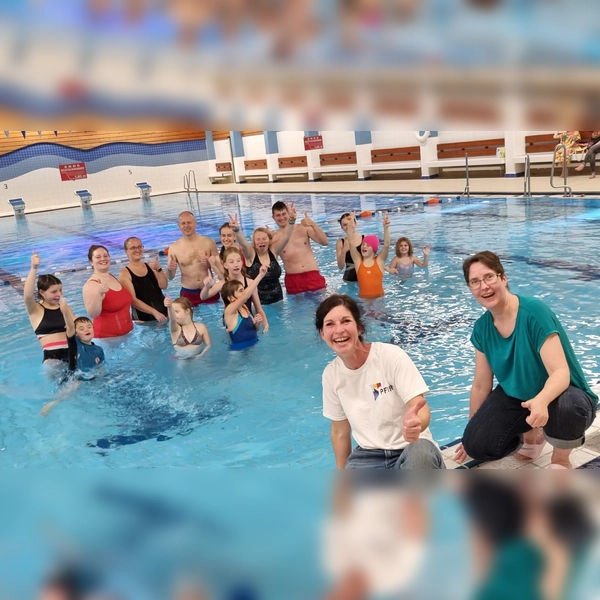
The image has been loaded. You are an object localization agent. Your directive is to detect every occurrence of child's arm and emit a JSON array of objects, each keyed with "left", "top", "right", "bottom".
[
  {"left": 164, "top": 295, "right": 180, "bottom": 344},
  {"left": 200, "top": 274, "right": 223, "bottom": 300},
  {"left": 223, "top": 266, "right": 268, "bottom": 320},
  {"left": 196, "top": 323, "right": 212, "bottom": 357},
  {"left": 24, "top": 251, "right": 41, "bottom": 315},
  {"left": 59, "top": 297, "right": 76, "bottom": 338},
  {"left": 346, "top": 215, "right": 363, "bottom": 270},
  {"left": 251, "top": 289, "right": 269, "bottom": 333},
  {"left": 413, "top": 245, "right": 431, "bottom": 268},
  {"left": 336, "top": 238, "right": 347, "bottom": 270},
  {"left": 377, "top": 212, "right": 391, "bottom": 268},
  {"left": 385, "top": 256, "right": 399, "bottom": 274},
  {"left": 208, "top": 255, "right": 225, "bottom": 280},
  {"left": 228, "top": 213, "right": 256, "bottom": 263}
]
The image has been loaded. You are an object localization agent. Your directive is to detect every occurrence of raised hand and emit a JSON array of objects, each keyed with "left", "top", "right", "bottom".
[
  {"left": 149, "top": 254, "right": 161, "bottom": 271},
  {"left": 382, "top": 211, "right": 390, "bottom": 227},
  {"left": 31, "top": 250, "right": 40, "bottom": 268},
  {"left": 285, "top": 201, "right": 297, "bottom": 220},
  {"left": 96, "top": 279, "right": 109, "bottom": 296},
  {"left": 167, "top": 254, "right": 177, "bottom": 272},
  {"left": 423, "top": 245, "right": 431, "bottom": 256},
  {"left": 346, "top": 214, "right": 356, "bottom": 234},
  {"left": 59, "top": 297, "right": 69, "bottom": 311},
  {"left": 258, "top": 265, "right": 268, "bottom": 278},
  {"left": 402, "top": 397, "right": 426, "bottom": 443},
  {"left": 164, "top": 294, "right": 173, "bottom": 308},
  {"left": 228, "top": 213, "right": 240, "bottom": 230},
  {"left": 208, "top": 255, "right": 217, "bottom": 267},
  {"left": 200, "top": 251, "right": 209, "bottom": 266},
  {"left": 203, "top": 274, "right": 215, "bottom": 288},
  {"left": 301, "top": 212, "right": 316, "bottom": 228}
]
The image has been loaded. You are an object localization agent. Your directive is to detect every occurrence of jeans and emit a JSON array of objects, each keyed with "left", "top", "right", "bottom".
[
  {"left": 462, "top": 385, "right": 597, "bottom": 462},
  {"left": 345, "top": 439, "right": 446, "bottom": 469},
  {"left": 583, "top": 140, "right": 600, "bottom": 173}
]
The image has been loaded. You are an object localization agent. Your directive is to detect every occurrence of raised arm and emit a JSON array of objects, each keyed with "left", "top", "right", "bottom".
[
  {"left": 200, "top": 274, "right": 223, "bottom": 300},
  {"left": 119, "top": 267, "right": 167, "bottom": 323},
  {"left": 164, "top": 295, "right": 180, "bottom": 344},
  {"left": 413, "top": 245, "right": 431, "bottom": 269},
  {"left": 148, "top": 254, "right": 168, "bottom": 289},
  {"left": 59, "top": 297, "right": 76, "bottom": 338},
  {"left": 346, "top": 215, "right": 362, "bottom": 270},
  {"left": 166, "top": 247, "right": 178, "bottom": 281},
  {"left": 376, "top": 212, "right": 391, "bottom": 267},
  {"left": 228, "top": 213, "right": 256, "bottom": 263},
  {"left": 271, "top": 202, "right": 298, "bottom": 256},
  {"left": 82, "top": 278, "right": 108, "bottom": 319},
  {"left": 336, "top": 238, "right": 347, "bottom": 270},
  {"left": 208, "top": 254, "right": 225, "bottom": 280},
  {"left": 302, "top": 212, "right": 329, "bottom": 246},
  {"left": 224, "top": 265, "right": 267, "bottom": 317},
  {"left": 24, "top": 251, "right": 41, "bottom": 315},
  {"left": 251, "top": 288, "right": 269, "bottom": 333}
]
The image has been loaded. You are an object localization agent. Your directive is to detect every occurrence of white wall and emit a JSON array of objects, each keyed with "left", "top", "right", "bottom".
[
  {"left": 437, "top": 131, "right": 505, "bottom": 143},
  {"left": 320, "top": 131, "right": 356, "bottom": 152},
  {"left": 1, "top": 160, "right": 209, "bottom": 217},
  {"left": 276, "top": 131, "right": 305, "bottom": 156},
  {"left": 242, "top": 134, "right": 266, "bottom": 158},
  {"left": 371, "top": 131, "right": 418, "bottom": 147},
  {"left": 214, "top": 139, "right": 232, "bottom": 161}
]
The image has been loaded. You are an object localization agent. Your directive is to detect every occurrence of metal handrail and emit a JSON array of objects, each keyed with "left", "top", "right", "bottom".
[
  {"left": 183, "top": 170, "right": 198, "bottom": 192},
  {"left": 523, "top": 154, "right": 532, "bottom": 197},
  {"left": 462, "top": 153, "right": 470, "bottom": 198},
  {"left": 550, "top": 144, "right": 572, "bottom": 197}
]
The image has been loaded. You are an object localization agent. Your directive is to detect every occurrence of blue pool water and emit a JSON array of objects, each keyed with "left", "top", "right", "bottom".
[{"left": 1, "top": 192, "right": 599, "bottom": 468}]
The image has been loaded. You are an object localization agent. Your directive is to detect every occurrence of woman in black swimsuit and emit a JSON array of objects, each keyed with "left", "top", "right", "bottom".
[
  {"left": 227, "top": 207, "right": 296, "bottom": 305},
  {"left": 336, "top": 212, "right": 364, "bottom": 282}
]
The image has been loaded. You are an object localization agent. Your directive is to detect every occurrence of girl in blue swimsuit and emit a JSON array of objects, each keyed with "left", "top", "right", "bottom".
[
  {"left": 386, "top": 237, "right": 431, "bottom": 279},
  {"left": 221, "top": 265, "right": 267, "bottom": 350},
  {"left": 165, "top": 296, "right": 211, "bottom": 359}
]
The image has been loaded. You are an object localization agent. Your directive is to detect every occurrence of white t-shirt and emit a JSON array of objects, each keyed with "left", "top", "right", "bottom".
[{"left": 322, "top": 342, "right": 434, "bottom": 450}]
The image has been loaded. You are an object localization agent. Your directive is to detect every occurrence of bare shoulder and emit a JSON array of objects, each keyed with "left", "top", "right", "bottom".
[{"left": 118, "top": 266, "right": 131, "bottom": 279}]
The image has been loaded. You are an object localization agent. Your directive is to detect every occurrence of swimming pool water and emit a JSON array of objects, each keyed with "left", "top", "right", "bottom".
[{"left": 0, "top": 192, "right": 599, "bottom": 468}]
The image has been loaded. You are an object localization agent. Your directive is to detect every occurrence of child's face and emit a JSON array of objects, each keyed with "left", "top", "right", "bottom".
[
  {"left": 75, "top": 321, "right": 94, "bottom": 342},
  {"left": 225, "top": 253, "right": 243, "bottom": 275},
  {"left": 228, "top": 285, "right": 244, "bottom": 303},
  {"left": 39, "top": 284, "right": 63, "bottom": 305},
  {"left": 173, "top": 304, "right": 192, "bottom": 325},
  {"left": 398, "top": 242, "right": 409, "bottom": 255}
]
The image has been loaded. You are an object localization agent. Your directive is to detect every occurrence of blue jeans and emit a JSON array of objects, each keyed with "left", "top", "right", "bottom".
[
  {"left": 345, "top": 439, "right": 446, "bottom": 469},
  {"left": 462, "top": 385, "right": 597, "bottom": 462}
]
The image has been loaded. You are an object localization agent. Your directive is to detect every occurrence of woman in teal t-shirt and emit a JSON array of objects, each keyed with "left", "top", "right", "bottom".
[{"left": 454, "top": 251, "right": 597, "bottom": 469}]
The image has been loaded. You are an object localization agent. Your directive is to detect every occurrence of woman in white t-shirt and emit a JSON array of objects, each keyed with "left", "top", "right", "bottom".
[{"left": 315, "top": 294, "right": 445, "bottom": 469}]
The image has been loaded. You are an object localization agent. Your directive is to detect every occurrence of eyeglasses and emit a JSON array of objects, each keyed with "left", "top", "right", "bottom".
[
  {"left": 127, "top": 245, "right": 144, "bottom": 251},
  {"left": 468, "top": 273, "right": 501, "bottom": 289}
]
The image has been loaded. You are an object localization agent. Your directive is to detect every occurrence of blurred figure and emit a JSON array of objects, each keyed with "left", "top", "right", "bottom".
[
  {"left": 553, "top": 131, "right": 581, "bottom": 179},
  {"left": 574, "top": 131, "right": 600, "bottom": 179}
]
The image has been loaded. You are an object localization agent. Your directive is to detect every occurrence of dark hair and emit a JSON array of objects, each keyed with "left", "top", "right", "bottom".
[
  {"left": 315, "top": 294, "right": 366, "bottom": 341},
  {"left": 462, "top": 251, "right": 506, "bottom": 285},
  {"left": 395, "top": 236, "right": 413, "bottom": 257},
  {"left": 271, "top": 201, "right": 288, "bottom": 215},
  {"left": 123, "top": 236, "right": 141, "bottom": 251},
  {"left": 74, "top": 316, "right": 92, "bottom": 327},
  {"left": 221, "top": 279, "right": 243, "bottom": 307},
  {"left": 219, "top": 222, "right": 232, "bottom": 234},
  {"left": 88, "top": 244, "right": 109, "bottom": 262},
  {"left": 37, "top": 274, "right": 62, "bottom": 301},
  {"left": 338, "top": 212, "right": 352, "bottom": 225}
]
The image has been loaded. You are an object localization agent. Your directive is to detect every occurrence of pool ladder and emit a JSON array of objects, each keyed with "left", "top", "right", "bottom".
[
  {"left": 462, "top": 154, "right": 470, "bottom": 199},
  {"left": 549, "top": 143, "right": 572, "bottom": 197},
  {"left": 523, "top": 155, "right": 532, "bottom": 197},
  {"left": 183, "top": 170, "right": 198, "bottom": 192}
]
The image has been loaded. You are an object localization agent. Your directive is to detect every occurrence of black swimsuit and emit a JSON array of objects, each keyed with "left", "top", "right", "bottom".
[
  {"left": 126, "top": 264, "right": 167, "bottom": 321},
  {"left": 246, "top": 251, "right": 283, "bottom": 305},
  {"left": 341, "top": 236, "right": 364, "bottom": 282},
  {"left": 34, "top": 305, "right": 69, "bottom": 363}
]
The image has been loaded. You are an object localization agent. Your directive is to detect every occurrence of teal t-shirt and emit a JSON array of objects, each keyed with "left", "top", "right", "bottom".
[{"left": 471, "top": 296, "right": 597, "bottom": 403}]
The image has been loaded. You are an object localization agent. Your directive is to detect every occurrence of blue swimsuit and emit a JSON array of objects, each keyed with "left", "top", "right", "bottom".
[{"left": 228, "top": 312, "right": 258, "bottom": 350}]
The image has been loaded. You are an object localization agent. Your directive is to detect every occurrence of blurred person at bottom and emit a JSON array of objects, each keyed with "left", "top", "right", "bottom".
[
  {"left": 316, "top": 294, "right": 445, "bottom": 469},
  {"left": 454, "top": 251, "right": 598, "bottom": 469}
]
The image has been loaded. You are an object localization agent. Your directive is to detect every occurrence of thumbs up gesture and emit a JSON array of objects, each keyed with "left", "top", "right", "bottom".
[
  {"left": 31, "top": 250, "right": 41, "bottom": 268},
  {"left": 149, "top": 253, "right": 161, "bottom": 271},
  {"left": 402, "top": 397, "right": 427, "bottom": 443}
]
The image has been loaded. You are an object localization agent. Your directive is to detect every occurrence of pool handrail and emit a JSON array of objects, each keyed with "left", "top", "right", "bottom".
[{"left": 550, "top": 143, "right": 573, "bottom": 197}]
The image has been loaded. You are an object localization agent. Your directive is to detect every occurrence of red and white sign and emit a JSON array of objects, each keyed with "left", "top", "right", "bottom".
[
  {"left": 304, "top": 135, "right": 323, "bottom": 151},
  {"left": 59, "top": 162, "right": 87, "bottom": 181}
]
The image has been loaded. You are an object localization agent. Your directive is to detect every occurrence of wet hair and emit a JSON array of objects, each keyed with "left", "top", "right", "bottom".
[
  {"left": 172, "top": 297, "right": 194, "bottom": 320},
  {"left": 338, "top": 212, "right": 352, "bottom": 225},
  {"left": 74, "top": 316, "right": 92, "bottom": 328},
  {"left": 37, "top": 274, "right": 62, "bottom": 302},
  {"left": 87, "top": 244, "right": 109, "bottom": 262},
  {"left": 271, "top": 201, "right": 288, "bottom": 215},
  {"left": 462, "top": 251, "right": 507, "bottom": 286},
  {"left": 252, "top": 227, "right": 273, "bottom": 249},
  {"left": 123, "top": 236, "right": 141, "bottom": 251},
  {"left": 221, "top": 279, "right": 243, "bottom": 308},
  {"left": 395, "top": 237, "right": 413, "bottom": 257},
  {"left": 221, "top": 247, "right": 246, "bottom": 280},
  {"left": 315, "top": 294, "right": 366, "bottom": 341}
]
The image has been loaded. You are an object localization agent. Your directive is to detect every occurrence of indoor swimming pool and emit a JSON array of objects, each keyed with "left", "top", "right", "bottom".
[{"left": 0, "top": 192, "right": 599, "bottom": 468}]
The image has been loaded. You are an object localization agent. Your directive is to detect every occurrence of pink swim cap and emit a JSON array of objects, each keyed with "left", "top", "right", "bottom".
[{"left": 363, "top": 234, "right": 380, "bottom": 254}]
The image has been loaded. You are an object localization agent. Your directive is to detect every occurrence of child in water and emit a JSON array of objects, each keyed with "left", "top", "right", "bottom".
[
  {"left": 165, "top": 296, "right": 212, "bottom": 359},
  {"left": 387, "top": 237, "right": 430, "bottom": 278},
  {"left": 346, "top": 211, "right": 391, "bottom": 299},
  {"left": 222, "top": 265, "right": 268, "bottom": 350}
]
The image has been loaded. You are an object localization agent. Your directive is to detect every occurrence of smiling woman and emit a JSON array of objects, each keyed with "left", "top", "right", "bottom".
[
  {"left": 315, "top": 294, "right": 446, "bottom": 470},
  {"left": 82, "top": 245, "right": 134, "bottom": 338}
]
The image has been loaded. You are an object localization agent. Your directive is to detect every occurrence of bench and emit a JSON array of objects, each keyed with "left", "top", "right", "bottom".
[
  {"left": 271, "top": 155, "right": 309, "bottom": 181},
  {"left": 135, "top": 181, "right": 152, "bottom": 199},
  {"left": 517, "top": 132, "right": 594, "bottom": 166},
  {"left": 312, "top": 152, "right": 358, "bottom": 179},
  {"left": 209, "top": 161, "right": 233, "bottom": 183},
  {"left": 362, "top": 146, "right": 422, "bottom": 177},
  {"left": 430, "top": 138, "right": 505, "bottom": 172},
  {"left": 239, "top": 158, "right": 269, "bottom": 182},
  {"left": 74, "top": 189, "right": 92, "bottom": 207},
  {"left": 7, "top": 197, "right": 25, "bottom": 216}
]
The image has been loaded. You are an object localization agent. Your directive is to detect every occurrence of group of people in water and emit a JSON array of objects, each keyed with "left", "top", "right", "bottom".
[{"left": 24, "top": 201, "right": 598, "bottom": 468}]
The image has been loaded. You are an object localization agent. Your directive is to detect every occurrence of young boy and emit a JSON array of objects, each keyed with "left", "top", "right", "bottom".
[{"left": 61, "top": 298, "right": 105, "bottom": 379}]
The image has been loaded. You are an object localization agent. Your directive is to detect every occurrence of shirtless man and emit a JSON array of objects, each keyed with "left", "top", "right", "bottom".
[
  {"left": 167, "top": 211, "right": 220, "bottom": 306},
  {"left": 269, "top": 201, "right": 328, "bottom": 294}
]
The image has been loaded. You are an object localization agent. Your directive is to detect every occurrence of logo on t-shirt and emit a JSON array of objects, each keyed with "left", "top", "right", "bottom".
[{"left": 371, "top": 382, "right": 394, "bottom": 401}]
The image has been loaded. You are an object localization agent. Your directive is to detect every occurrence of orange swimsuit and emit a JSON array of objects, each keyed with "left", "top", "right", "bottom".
[{"left": 357, "top": 261, "right": 384, "bottom": 298}]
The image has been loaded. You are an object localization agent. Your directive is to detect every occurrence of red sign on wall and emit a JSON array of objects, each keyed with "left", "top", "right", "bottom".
[
  {"left": 304, "top": 135, "right": 323, "bottom": 151},
  {"left": 59, "top": 162, "right": 87, "bottom": 181}
]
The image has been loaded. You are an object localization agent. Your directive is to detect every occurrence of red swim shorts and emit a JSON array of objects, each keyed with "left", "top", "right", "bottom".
[
  {"left": 284, "top": 270, "right": 327, "bottom": 294},
  {"left": 180, "top": 287, "right": 220, "bottom": 307}
]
